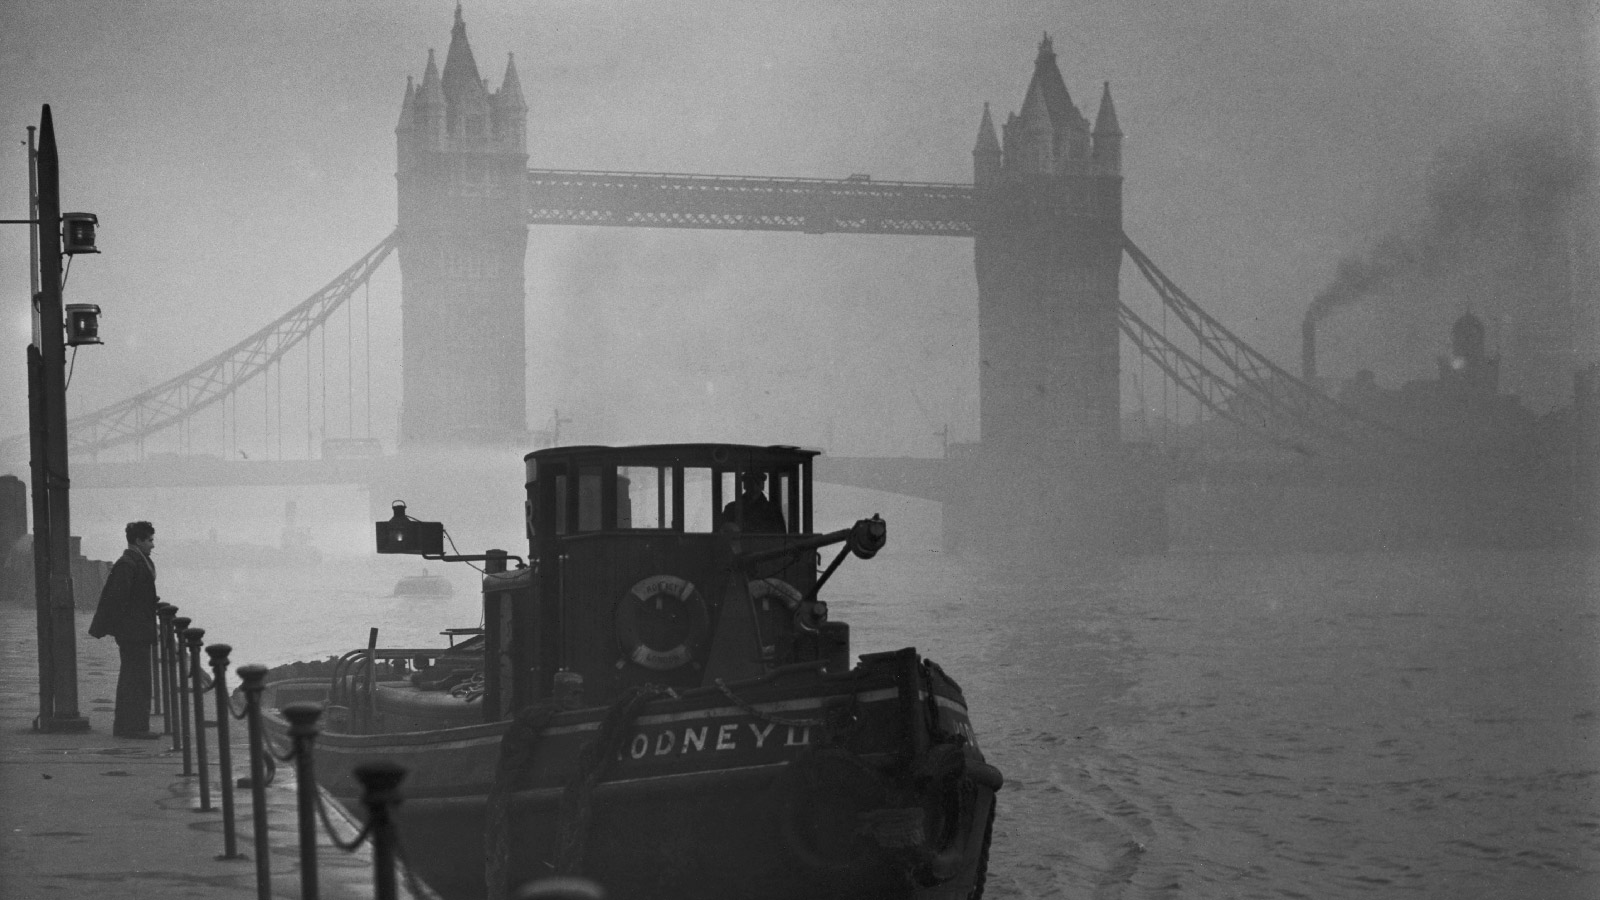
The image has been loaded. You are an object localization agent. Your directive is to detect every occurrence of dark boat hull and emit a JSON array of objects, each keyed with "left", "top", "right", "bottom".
[{"left": 263, "top": 652, "right": 999, "bottom": 900}]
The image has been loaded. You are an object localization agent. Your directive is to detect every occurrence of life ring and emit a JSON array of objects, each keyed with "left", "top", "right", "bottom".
[
  {"left": 615, "top": 576, "right": 708, "bottom": 671},
  {"left": 749, "top": 578, "right": 825, "bottom": 634},
  {"left": 749, "top": 577, "right": 802, "bottom": 611}
]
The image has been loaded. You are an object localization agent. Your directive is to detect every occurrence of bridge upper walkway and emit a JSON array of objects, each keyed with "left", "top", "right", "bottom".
[{"left": 525, "top": 169, "right": 977, "bottom": 235}]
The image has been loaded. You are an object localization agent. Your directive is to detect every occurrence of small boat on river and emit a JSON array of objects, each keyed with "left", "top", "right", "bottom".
[
  {"left": 392, "top": 568, "right": 454, "bottom": 599},
  {"left": 258, "top": 443, "right": 1000, "bottom": 900}
]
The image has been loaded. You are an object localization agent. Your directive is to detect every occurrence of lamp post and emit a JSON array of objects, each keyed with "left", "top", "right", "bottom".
[{"left": 11, "top": 105, "right": 99, "bottom": 733}]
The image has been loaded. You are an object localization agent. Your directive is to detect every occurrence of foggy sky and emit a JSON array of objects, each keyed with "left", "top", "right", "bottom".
[{"left": 1, "top": 0, "right": 1592, "bottom": 462}]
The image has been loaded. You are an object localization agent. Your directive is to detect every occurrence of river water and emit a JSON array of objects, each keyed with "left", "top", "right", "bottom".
[{"left": 162, "top": 545, "right": 1600, "bottom": 899}]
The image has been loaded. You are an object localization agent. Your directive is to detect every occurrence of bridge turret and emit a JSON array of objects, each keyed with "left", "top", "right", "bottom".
[
  {"left": 441, "top": 4, "right": 492, "bottom": 144},
  {"left": 397, "top": 77, "right": 415, "bottom": 132},
  {"left": 411, "top": 49, "right": 446, "bottom": 149},
  {"left": 1014, "top": 77, "right": 1055, "bottom": 175},
  {"left": 973, "top": 103, "right": 1002, "bottom": 188},
  {"left": 1030, "top": 34, "right": 1090, "bottom": 167},
  {"left": 1092, "top": 82, "right": 1122, "bottom": 174},
  {"left": 491, "top": 54, "right": 528, "bottom": 152}
]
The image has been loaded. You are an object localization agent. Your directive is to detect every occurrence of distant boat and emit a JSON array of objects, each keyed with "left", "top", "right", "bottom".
[{"left": 393, "top": 569, "right": 453, "bottom": 598}]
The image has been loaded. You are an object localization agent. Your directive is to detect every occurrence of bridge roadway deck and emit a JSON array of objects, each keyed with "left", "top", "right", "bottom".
[{"left": 0, "top": 599, "right": 436, "bottom": 899}]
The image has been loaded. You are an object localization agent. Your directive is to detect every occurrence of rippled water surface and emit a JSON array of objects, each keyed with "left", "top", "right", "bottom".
[{"left": 168, "top": 547, "right": 1600, "bottom": 898}]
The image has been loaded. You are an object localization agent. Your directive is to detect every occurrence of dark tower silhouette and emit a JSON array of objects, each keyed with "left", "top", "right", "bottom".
[
  {"left": 973, "top": 37, "right": 1124, "bottom": 458},
  {"left": 1438, "top": 311, "right": 1500, "bottom": 398},
  {"left": 947, "top": 36, "right": 1137, "bottom": 553},
  {"left": 395, "top": 5, "right": 528, "bottom": 444}
]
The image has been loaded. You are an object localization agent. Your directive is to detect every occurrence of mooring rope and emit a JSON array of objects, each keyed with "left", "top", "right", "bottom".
[
  {"left": 554, "top": 685, "right": 674, "bottom": 875},
  {"left": 484, "top": 702, "right": 560, "bottom": 900}
]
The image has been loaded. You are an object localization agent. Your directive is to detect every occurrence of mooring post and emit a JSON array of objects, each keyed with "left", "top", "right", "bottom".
[
  {"left": 184, "top": 626, "right": 212, "bottom": 811},
  {"left": 354, "top": 761, "right": 408, "bottom": 900},
  {"left": 172, "top": 615, "right": 193, "bottom": 772},
  {"left": 207, "top": 643, "right": 240, "bottom": 858},
  {"left": 236, "top": 664, "right": 272, "bottom": 900},
  {"left": 157, "top": 602, "right": 178, "bottom": 736},
  {"left": 283, "top": 702, "right": 324, "bottom": 900}
]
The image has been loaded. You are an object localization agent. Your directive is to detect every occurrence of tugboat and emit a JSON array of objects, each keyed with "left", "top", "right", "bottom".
[{"left": 259, "top": 443, "right": 1000, "bottom": 900}]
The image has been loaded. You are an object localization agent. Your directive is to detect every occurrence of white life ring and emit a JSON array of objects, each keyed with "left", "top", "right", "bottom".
[
  {"left": 748, "top": 577, "right": 804, "bottom": 612},
  {"left": 615, "top": 575, "right": 708, "bottom": 671},
  {"left": 750, "top": 577, "right": 824, "bottom": 633}
]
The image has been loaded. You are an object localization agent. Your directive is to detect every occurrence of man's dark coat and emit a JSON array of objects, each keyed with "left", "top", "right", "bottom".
[{"left": 88, "top": 548, "right": 158, "bottom": 644}]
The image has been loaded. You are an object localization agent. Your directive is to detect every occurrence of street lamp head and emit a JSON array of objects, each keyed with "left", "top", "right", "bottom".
[
  {"left": 65, "top": 303, "right": 102, "bottom": 346},
  {"left": 61, "top": 212, "right": 98, "bottom": 255}
]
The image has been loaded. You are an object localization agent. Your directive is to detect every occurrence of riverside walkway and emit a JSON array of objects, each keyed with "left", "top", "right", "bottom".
[{"left": 0, "top": 599, "right": 435, "bottom": 899}]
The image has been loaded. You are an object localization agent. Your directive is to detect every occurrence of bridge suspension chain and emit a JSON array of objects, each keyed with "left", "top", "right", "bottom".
[
  {"left": 2, "top": 231, "right": 397, "bottom": 459},
  {"left": 1119, "top": 303, "right": 1322, "bottom": 458},
  {"left": 1120, "top": 234, "right": 1430, "bottom": 458}
]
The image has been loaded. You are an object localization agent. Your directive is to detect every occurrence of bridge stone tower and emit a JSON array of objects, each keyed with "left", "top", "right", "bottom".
[
  {"left": 950, "top": 37, "right": 1136, "bottom": 552},
  {"left": 395, "top": 6, "right": 529, "bottom": 444},
  {"left": 973, "top": 36, "right": 1124, "bottom": 458}
]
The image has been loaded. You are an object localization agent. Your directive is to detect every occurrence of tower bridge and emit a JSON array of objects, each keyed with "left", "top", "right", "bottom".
[
  {"left": 397, "top": 11, "right": 1128, "bottom": 473},
  {"left": 6, "top": 8, "right": 1428, "bottom": 552}
]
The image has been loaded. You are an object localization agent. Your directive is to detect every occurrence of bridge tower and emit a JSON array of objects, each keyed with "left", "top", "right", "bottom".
[
  {"left": 973, "top": 35, "right": 1123, "bottom": 458},
  {"left": 395, "top": 6, "right": 528, "bottom": 444},
  {"left": 952, "top": 37, "right": 1135, "bottom": 550}
]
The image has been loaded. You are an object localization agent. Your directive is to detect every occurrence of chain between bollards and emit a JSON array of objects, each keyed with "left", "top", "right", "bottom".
[
  {"left": 183, "top": 626, "right": 212, "bottom": 812},
  {"left": 171, "top": 616, "right": 194, "bottom": 772},
  {"left": 283, "top": 702, "right": 324, "bottom": 900},
  {"left": 207, "top": 643, "right": 241, "bottom": 859},
  {"left": 236, "top": 664, "right": 273, "bottom": 900}
]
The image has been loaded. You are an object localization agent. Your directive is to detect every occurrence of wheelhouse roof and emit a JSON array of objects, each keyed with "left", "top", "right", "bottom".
[{"left": 524, "top": 443, "right": 820, "bottom": 470}]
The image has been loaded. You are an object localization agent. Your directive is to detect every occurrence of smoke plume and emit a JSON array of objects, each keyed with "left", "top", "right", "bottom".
[{"left": 1306, "top": 113, "right": 1594, "bottom": 329}]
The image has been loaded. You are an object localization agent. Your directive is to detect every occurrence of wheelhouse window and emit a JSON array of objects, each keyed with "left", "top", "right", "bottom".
[
  {"left": 526, "top": 448, "right": 814, "bottom": 538},
  {"left": 620, "top": 466, "right": 673, "bottom": 530},
  {"left": 681, "top": 468, "right": 717, "bottom": 533},
  {"left": 716, "top": 468, "right": 794, "bottom": 533}
]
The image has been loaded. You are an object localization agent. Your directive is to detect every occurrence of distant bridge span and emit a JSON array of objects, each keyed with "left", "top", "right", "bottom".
[{"left": 525, "top": 169, "right": 977, "bottom": 236}]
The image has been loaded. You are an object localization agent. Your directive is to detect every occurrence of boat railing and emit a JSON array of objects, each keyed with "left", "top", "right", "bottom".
[{"left": 327, "top": 644, "right": 483, "bottom": 730}]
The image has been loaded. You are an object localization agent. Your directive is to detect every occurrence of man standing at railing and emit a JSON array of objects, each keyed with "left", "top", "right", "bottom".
[{"left": 87, "top": 521, "right": 160, "bottom": 738}]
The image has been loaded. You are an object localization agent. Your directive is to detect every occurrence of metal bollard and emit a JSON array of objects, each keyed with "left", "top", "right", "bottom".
[
  {"left": 354, "top": 761, "right": 408, "bottom": 900},
  {"left": 236, "top": 664, "right": 272, "bottom": 900},
  {"left": 184, "top": 626, "right": 212, "bottom": 811},
  {"left": 283, "top": 702, "right": 324, "bottom": 900},
  {"left": 157, "top": 604, "right": 177, "bottom": 740},
  {"left": 207, "top": 644, "right": 241, "bottom": 859},
  {"left": 172, "top": 616, "right": 194, "bottom": 772}
]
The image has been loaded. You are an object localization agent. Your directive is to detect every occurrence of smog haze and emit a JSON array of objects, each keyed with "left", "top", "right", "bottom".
[{"left": 1, "top": 0, "right": 1593, "bottom": 465}]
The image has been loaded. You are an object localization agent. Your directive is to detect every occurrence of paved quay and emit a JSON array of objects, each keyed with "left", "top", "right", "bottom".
[{"left": 0, "top": 599, "right": 437, "bottom": 899}]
